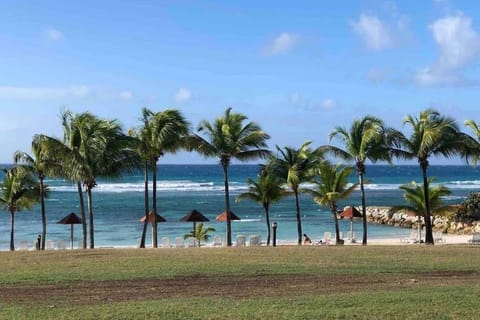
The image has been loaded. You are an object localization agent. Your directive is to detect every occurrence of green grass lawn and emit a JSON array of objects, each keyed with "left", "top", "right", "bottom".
[{"left": 1, "top": 245, "right": 480, "bottom": 319}]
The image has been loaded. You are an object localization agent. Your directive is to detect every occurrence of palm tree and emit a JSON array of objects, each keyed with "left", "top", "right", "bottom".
[
  {"left": 321, "top": 116, "right": 391, "bottom": 245},
  {"left": 133, "top": 108, "right": 190, "bottom": 248},
  {"left": 303, "top": 161, "right": 357, "bottom": 243},
  {"left": 183, "top": 223, "right": 216, "bottom": 247},
  {"left": 39, "top": 110, "right": 141, "bottom": 248},
  {"left": 268, "top": 141, "right": 322, "bottom": 245},
  {"left": 390, "top": 179, "right": 451, "bottom": 243},
  {"left": 188, "top": 107, "right": 270, "bottom": 246},
  {"left": 235, "top": 167, "right": 289, "bottom": 245},
  {"left": 460, "top": 120, "right": 480, "bottom": 165},
  {"left": 13, "top": 135, "right": 51, "bottom": 250},
  {"left": 0, "top": 167, "right": 40, "bottom": 251},
  {"left": 390, "top": 109, "right": 460, "bottom": 244}
]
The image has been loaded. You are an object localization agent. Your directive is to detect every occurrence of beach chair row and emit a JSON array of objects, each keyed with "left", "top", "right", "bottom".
[
  {"left": 16, "top": 239, "right": 68, "bottom": 251},
  {"left": 144, "top": 234, "right": 263, "bottom": 248},
  {"left": 309, "top": 231, "right": 356, "bottom": 245}
]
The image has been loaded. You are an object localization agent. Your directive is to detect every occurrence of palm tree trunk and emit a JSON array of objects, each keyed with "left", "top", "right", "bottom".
[
  {"left": 222, "top": 164, "right": 232, "bottom": 246},
  {"left": 77, "top": 181, "right": 87, "bottom": 249},
  {"left": 264, "top": 203, "right": 271, "bottom": 246},
  {"left": 87, "top": 187, "right": 95, "bottom": 249},
  {"left": 140, "top": 160, "right": 149, "bottom": 248},
  {"left": 39, "top": 177, "right": 47, "bottom": 250},
  {"left": 294, "top": 188, "right": 302, "bottom": 246},
  {"left": 421, "top": 163, "right": 434, "bottom": 244},
  {"left": 331, "top": 202, "right": 341, "bottom": 242},
  {"left": 152, "top": 161, "right": 158, "bottom": 248},
  {"left": 358, "top": 171, "right": 368, "bottom": 245},
  {"left": 10, "top": 210, "right": 15, "bottom": 251}
]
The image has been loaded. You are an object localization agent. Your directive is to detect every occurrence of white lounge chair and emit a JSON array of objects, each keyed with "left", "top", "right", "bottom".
[
  {"left": 236, "top": 235, "right": 246, "bottom": 247},
  {"left": 175, "top": 237, "right": 185, "bottom": 248},
  {"left": 45, "top": 240, "right": 55, "bottom": 250},
  {"left": 187, "top": 237, "right": 199, "bottom": 247},
  {"left": 321, "top": 232, "right": 332, "bottom": 245},
  {"left": 212, "top": 235, "right": 223, "bottom": 247},
  {"left": 57, "top": 240, "right": 67, "bottom": 250},
  {"left": 249, "top": 235, "right": 261, "bottom": 246},
  {"left": 468, "top": 233, "right": 480, "bottom": 244},
  {"left": 161, "top": 237, "right": 171, "bottom": 248},
  {"left": 434, "top": 231, "right": 446, "bottom": 244}
]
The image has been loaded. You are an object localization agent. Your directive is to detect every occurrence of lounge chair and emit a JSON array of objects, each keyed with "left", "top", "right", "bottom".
[
  {"left": 249, "top": 235, "right": 261, "bottom": 246},
  {"left": 175, "top": 237, "right": 185, "bottom": 248},
  {"left": 187, "top": 237, "right": 199, "bottom": 247},
  {"left": 346, "top": 231, "right": 356, "bottom": 243},
  {"left": 45, "top": 240, "right": 55, "bottom": 250},
  {"left": 236, "top": 235, "right": 246, "bottom": 247},
  {"left": 321, "top": 232, "right": 332, "bottom": 245},
  {"left": 212, "top": 235, "right": 223, "bottom": 247},
  {"left": 434, "top": 231, "right": 446, "bottom": 244},
  {"left": 57, "top": 240, "right": 67, "bottom": 250},
  {"left": 468, "top": 233, "right": 480, "bottom": 244},
  {"left": 161, "top": 237, "right": 171, "bottom": 248}
]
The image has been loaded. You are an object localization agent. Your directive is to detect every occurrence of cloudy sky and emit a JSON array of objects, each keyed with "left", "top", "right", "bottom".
[{"left": 1, "top": 0, "right": 480, "bottom": 164}]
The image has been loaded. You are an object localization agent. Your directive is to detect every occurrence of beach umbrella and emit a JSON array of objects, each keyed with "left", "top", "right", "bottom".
[
  {"left": 339, "top": 206, "right": 362, "bottom": 237},
  {"left": 140, "top": 210, "right": 167, "bottom": 247},
  {"left": 181, "top": 209, "right": 209, "bottom": 237},
  {"left": 215, "top": 210, "right": 241, "bottom": 222},
  {"left": 57, "top": 212, "right": 82, "bottom": 250}
]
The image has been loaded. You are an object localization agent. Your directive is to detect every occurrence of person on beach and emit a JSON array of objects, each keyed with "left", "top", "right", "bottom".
[{"left": 303, "top": 233, "right": 312, "bottom": 245}]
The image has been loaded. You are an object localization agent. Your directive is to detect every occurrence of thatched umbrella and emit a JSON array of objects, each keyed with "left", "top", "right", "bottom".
[
  {"left": 181, "top": 209, "right": 209, "bottom": 237},
  {"left": 57, "top": 212, "right": 82, "bottom": 249},
  {"left": 339, "top": 206, "right": 362, "bottom": 237},
  {"left": 140, "top": 210, "right": 167, "bottom": 247},
  {"left": 215, "top": 210, "right": 241, "bottom": 222}
]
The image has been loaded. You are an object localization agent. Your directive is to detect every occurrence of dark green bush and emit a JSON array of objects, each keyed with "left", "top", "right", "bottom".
[{"left": 455, "top": 192, "right": 480, "bottom": 221}]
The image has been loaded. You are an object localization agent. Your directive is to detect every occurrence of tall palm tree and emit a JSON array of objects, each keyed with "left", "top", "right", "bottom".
[
  {"left": 268, "top": 141, "right": 322, "bottom": 245},
  {"left": 321, "top": 116, "right": 391, "bottom": 245},
  {"left": 390, "top": 179, "right": 451, "bottom": 243},
  {"left": 304, "top": 161, "right": 358, "bottom": 243},
  {"left": 0, "top": 167, "right": 40, "bottom": 251},
  {"left": 188, "top": 107, "right": 270, "bottom": 246},
  {"left": 235, "top": 167, "right": 289, "bottom": 245},
  {"left": 39, "top": 110, "right": 141, "bottom": 248},
  {"left": 134, "top": 108, "right": 190, "bottom": 248},
  {"left": 390, "top": 109, "right": 460, "bottom": 244},
  {"left": 461, "top": 120, "right": 480, "bottom": 165},
  {"left": 13, "top": 135, "right": 51, "bottom": 250}
]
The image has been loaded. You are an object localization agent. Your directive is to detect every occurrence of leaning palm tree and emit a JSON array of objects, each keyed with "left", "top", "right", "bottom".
[
  {"left": 13, "top": 135, "right": 51, "bottom": 250},
  {"left": 460, "top": 120, "right": 480, "bottom": 165},
  {"left": 390, "top": 179, "right": 451, "bottom": 243},
  {"left": 0, "top": 167, "right": 40, "bottom": 251},
  {"left": 321, "top": 116, "right": 391, "bottom": 245},
  {"left": 390, "top": 109, "right": 460, "bottom": 244},
  {"left": 235, "top": 167, "right": 289, "bottom": 245},
  {"left": 188, "top": 107, "right": 270, "bottom": 246},
  {"left": 303, "top": 161, "right": 358, "bottom": 243},
  {"left": 268, "top": 141, "right": 322, "bottom": 245},
  {"left": 135, "top": 108, "right": 190, "bottom": 248}
]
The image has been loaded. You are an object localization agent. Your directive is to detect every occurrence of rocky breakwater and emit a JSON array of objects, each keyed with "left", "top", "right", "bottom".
[{"left": 364, "top": 206, "right": 480, "bottom": 235}]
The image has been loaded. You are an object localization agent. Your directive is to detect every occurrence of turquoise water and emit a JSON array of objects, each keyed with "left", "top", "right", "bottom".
[{"left": 1, "top": 164, "right": 480, "bottom": 250}]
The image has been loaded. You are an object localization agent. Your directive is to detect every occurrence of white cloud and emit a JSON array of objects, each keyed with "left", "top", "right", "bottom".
[
  {"left": 289, "top": 93, "right": 337, "bottom": 111},
  {"left": 173, "top": 87, "right": 192, "bottom": 104},
  {"left": 263, "top": 32, "right": 299, "bottom": 55},
  {"left": 119, "top": 90, "right": 133, "bottom": 100},
  {"left": 351, "top": 14, "right": 392, "bottom": 50},
  {"left": 45, "top": 27, "right": 64, "bottom": 41},
  {"left": 415, "top": 13, "right": 480, "bottom": 86}
]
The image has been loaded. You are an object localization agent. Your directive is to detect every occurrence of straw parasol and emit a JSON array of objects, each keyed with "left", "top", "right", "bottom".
[
  {"left": 215, "top": 210, "right": 240, "bottom": 222},
  {"left": 181, "top": 209, "right": 209, "bottom": 237},
  {"left": 57, "top": 212, "right": 82, "bottom": 249},
  {"left": 339, "top": 206, "right": 362, "bottom": 237}
]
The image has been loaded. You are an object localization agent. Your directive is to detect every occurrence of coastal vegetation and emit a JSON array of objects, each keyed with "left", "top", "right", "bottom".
[
  {"left": 1, "top": 246, "right": 480, "bottom": 319},
  {"left": 2, "top": 107, "right": 480, "bottom": 248}
]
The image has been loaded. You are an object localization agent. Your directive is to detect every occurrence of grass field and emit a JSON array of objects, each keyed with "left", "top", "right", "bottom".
[{"left": 1, "top": 245, "right": 480, "bottom": 319}]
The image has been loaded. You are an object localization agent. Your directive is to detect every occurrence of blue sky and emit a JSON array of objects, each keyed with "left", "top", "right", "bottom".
[{"left": 1, "top": 0, "right": 480, "bottom": 164}]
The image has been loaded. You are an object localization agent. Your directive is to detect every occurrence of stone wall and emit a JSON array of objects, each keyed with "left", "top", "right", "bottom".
[{"left": 362, "top": 206, "right": 480, "bottom": 234}]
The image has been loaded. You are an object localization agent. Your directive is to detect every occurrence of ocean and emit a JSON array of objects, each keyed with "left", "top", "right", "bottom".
[{"left": 1, "top": 164, "right": 480, "bottom": 250}]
